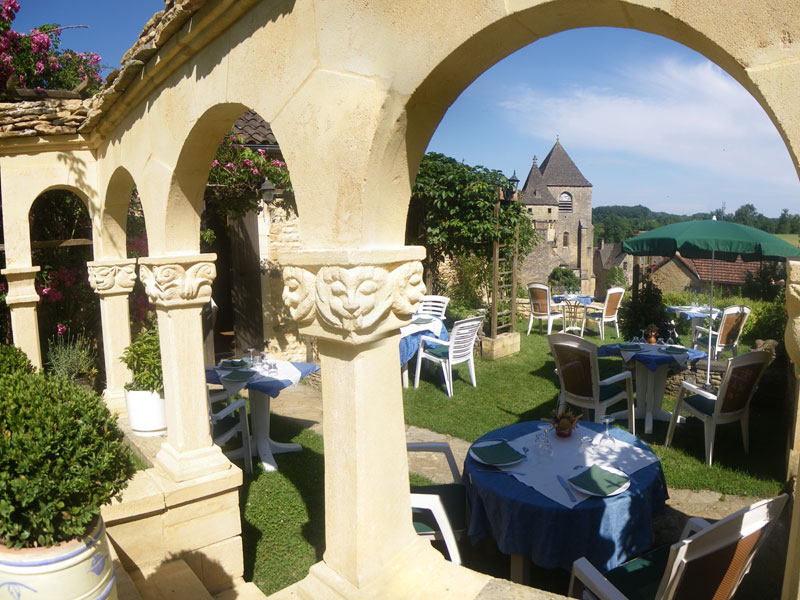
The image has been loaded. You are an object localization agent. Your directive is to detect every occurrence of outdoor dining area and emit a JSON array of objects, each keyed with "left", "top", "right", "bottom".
[{"left": 399, "top": 219, "right": 800, "bottom": 598}]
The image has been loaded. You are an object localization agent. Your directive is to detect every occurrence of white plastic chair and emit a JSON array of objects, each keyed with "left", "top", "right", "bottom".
[
  {"left": 581, "top": 287, "right": 624, "bottom": 340},
  {"left": 526, "top": 282, "right": 564, "bottom": 335},
  {"left": 568, "top": 493, "right": 787, "bottom": 600},
  {"left": 692, "top": 305, "right": 750, "bottom": 360},
  {"left": 548, "top": 333, "right": 635, "bottom": 435},
  {"left": 408, "top": 442, "right": 465, "bottom": 564},
  {"left": 419, "top": 295, "right": 450, "bottom": 319},
  {"left": 665, "top": 350, "right": 771, "bottom": 466},
  {"left": 207, "top": 384, "right": 253, "bottom": 474},
  {"left": 414, "top": 316, "right": 484, "bottom": 397}
]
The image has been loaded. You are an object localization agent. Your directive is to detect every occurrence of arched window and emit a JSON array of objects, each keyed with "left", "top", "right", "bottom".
[
  {"left": 562, "top": 231, "right": 569, "bottom": 247},
  {"left": 558, "top": 192, "right": 573, "bottom": 213}
]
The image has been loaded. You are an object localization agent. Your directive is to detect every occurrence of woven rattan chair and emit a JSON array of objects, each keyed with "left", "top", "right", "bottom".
[
  {"left": 548, "top": 333, "right": 635, "bottom": 434},
  {"left": 568, "top": 493, "right": 787, "bottom": 600},
  {"left": 526, "top": 282, "right": 564, "bottom": 335},
  {"left": 665, "top": 350, "right": 771, "bottom": 466},
  {"left": 581, "top": 287, "right": 624, "bottom": 340}
]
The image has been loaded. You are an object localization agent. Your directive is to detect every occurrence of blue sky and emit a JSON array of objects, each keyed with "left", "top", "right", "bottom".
[{"left": 13, "top": 6, "right": 800, "bottom": 218}]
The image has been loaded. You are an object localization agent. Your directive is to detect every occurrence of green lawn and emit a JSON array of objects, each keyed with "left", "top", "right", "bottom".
[{"left": 403, "top": 320, "right": 785, "bottom": 497}]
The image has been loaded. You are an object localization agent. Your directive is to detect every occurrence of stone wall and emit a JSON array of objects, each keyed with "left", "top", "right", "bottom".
[{"left": 0, "top": 99, "right": 89, "bottom": 138}]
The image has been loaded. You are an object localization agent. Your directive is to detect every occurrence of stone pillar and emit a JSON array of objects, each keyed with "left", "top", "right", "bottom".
[
  {"left": 87, "top": 259, "right": 137, "bottom": 412},
  {"left": 279, "top": 248, "right": 488, "bottom": 598},
  {"left": 783, "top": 258, "right": 800, "bottom": 600},
  {"left": 138, "top": 254, "right": 230, "bottom": 483},
  {"left": 1, "top": 266, "right": 42, "bottom": 369}
]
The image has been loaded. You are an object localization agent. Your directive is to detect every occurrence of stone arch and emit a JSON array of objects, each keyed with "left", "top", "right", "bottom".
[{"left": 98, "top": 167, "right": 137, "bottom": 261}]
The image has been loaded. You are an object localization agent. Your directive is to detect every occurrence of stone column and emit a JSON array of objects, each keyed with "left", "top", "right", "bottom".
[
  {"left": 138, "top": 254, "right": 230, "bottom": 483},
  {"left": 783, "top": 258, "right": 800, "bottom": 600},
  {"left": 279, "top": 248, "right": 488, "bottom": 599},
  {"left": 87, "top": 259, "right": 137, "bottom": 412},
  {"left": 1, "top": 266, "right": 42, "bottom": 369}
]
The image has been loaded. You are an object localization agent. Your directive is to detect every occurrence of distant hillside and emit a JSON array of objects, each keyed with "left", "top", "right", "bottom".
[{"left": 593, "top": 204, "right": 800, "bottom": 244}]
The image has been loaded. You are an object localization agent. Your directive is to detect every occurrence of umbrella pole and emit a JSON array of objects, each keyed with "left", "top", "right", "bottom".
[{"left": 707, "top": 250, "right": 714, "bottom": 386}]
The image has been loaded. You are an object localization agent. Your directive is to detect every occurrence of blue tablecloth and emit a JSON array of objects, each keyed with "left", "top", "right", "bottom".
[
  {"left": 464, "top": 421, "right": 668, "bottom": 572},
  {"left": 553, "top": 294, "right": 594, "bottom": 306},
  {"left": 598, "top": 344, "right": 706, "bottom": 372},
  {"left": 205, "top": 361, "right": 319, "bottom": 397},
  {"left": 399, "top": 320, "right": 449, "bottom": 366},
  {"left": 667, "top": 305, "right": 721, "bottom": 321}
]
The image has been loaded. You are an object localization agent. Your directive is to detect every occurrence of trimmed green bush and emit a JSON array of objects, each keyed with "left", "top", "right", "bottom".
[
  {"left": 121, "top": 325, "right": 163, "bottom": 395},
  {"left": 0, "top": 344, "right": 35, "bottom": 375},
  {"left": 0, "top": 371, "right": 135, "bottom": 549},
  {"left": 548, "top": 267, "right": 579, "bottom": 294}
]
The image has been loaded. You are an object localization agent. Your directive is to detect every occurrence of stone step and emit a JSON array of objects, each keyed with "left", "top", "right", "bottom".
[
  {"left": 215, "top": 581, "right": 271, "bottom": 599},
  {"left": 130, "top": 559, "right": 214, "bottom": 600}
]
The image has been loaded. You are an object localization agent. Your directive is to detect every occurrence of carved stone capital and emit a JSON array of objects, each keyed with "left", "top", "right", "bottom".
[
  {"left": 786, "top": 259, "right": 800, "bottom": 378},
  {"left": 87, "top": 259, "right": 137, "bottom": 296},
  {"left": 279, "top": 247, "right": 427, "bottom": 344},
  {"left": 138, "top": 254, "right": 216, "bottom": 308},
  {"left": 1, "top": 266, "right": 41, "bottom": 306}
]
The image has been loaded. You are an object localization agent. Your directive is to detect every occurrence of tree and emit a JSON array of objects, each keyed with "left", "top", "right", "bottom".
[
  {"left": 548, "top": 267, "right": 580, "bottom": 294},
  {"left": 408, "top": 152, "right": 536, "bottom": 294}
]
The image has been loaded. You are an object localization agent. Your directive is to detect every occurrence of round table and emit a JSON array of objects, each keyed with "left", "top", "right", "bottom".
[{"left": 464, "top": 421, "right": 667, "bottom": 579}]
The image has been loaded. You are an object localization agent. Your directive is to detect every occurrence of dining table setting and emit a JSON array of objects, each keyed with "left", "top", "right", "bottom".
[
  {"left": 552, "top": 294, "right": 594, "bottom": 333},
  {"left": 598, "top": 341, "right": 706, "bottom": 434},
  {"left": 464, "top": 419, "right": 668, "bottom": 582},
  {"left": 206, "top": 355, "right": 320, "bottom": 472}
]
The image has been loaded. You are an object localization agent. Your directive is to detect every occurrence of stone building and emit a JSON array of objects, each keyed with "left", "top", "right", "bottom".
[
  {"left": 518, "top": 140, "right": 595, "bottom": 295},
  {"left": 593, "top": 240, "right": 633, "bottom": 296}
]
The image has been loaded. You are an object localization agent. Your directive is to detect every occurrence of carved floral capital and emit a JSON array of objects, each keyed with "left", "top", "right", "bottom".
[
  {"left": 87, "top": 261, "right": 137, "bottom": 296},
  {"left": 138, "top": 256, "right": 216, "bottom": 308},
  {"left": 282, "top": 260, "right": 426, "bottom": 339}
]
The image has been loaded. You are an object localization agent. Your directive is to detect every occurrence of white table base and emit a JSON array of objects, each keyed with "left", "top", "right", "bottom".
[
  {"left": 249, "top": 389, "right": 302, "bottom": 472},
  {"left": 613, "top": 362, "right": 684, "bottom": 434}
]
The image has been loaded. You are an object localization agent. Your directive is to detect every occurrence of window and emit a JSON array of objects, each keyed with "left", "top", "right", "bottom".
[
  {"left": 562, "top": 232, "right": 569, "bottom": 247},
  {"left": 558, "top": 192, "right": 573, "bottom": 213}
]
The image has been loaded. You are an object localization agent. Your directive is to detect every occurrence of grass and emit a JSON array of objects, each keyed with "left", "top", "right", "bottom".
[{"left": 403, "top": 319, "right": 785, "bottom": 497}]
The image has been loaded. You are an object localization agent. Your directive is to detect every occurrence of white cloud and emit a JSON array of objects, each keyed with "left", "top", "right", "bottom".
[{"left": 499, "top": 57, "right": 798, "bottom": 189}]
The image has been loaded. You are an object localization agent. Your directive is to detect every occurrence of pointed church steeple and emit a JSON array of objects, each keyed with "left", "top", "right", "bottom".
[
  {"left": 539, "top": 140, "right": 591, "bottom": 187},
  {"left": 519, "top": 154, "right": 557, "bottom": 206}
]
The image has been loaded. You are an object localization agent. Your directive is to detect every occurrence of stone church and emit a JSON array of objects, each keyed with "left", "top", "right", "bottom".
[{"left": 518, "top": 139, "right": 595, "bottom": 295}]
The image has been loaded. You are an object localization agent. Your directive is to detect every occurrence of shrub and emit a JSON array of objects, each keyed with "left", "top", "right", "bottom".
[
  {"left": 606, "top": 266, "right": 628, "bottom": 290},
  {"left": 0, "top": 372, "right": 135, "bottom": 548},
  {"left": 619, "top": 282, "right": 673, "bottom": 341},
  {"left": 0, "top": 344, "right": 35, "bottom": 375},
  {"left": 46, "top": 331, "right": 97, "bottom": 382},
  {"left": 548, "top": 267, "right": 579, "bottom": 294},
  {"left": 121, "top": 326, "right": 163, "bottom": 395}
]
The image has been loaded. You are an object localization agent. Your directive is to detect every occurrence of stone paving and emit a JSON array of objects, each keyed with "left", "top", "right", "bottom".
[{"left": 270, "top": 383, "right": 791, "bottom": 598}]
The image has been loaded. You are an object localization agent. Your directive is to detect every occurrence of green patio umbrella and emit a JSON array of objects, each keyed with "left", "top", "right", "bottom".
[{"left": 622, "top": 217, "right": 800, "bottom": 384}]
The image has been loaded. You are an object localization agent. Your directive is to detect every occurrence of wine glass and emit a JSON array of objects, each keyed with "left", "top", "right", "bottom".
[
  {"left": 601, "top": 416, "right": 615, "bottom": 448},
  {"left": 577, "top": 435, "right": 593, "bottom": 454},
  {"left": 666, "top": 337, "right": 674, "bottom": 345},
  {"left": 631, "top": 336, "right": 640, "bottom": 343},
  {"left": 657, "top": 337, "right": 665, "bottom": 345},
  {"left": 246, "top": 347, "right": 255, "bottom": 365}
]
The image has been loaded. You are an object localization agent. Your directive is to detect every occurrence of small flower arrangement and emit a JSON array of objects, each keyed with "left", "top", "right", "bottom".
[
  {"left": 644, "top": 323, "right": 661, "bottom": 343},
  {"left": 552, "top": 408, "right": 581, "bottom": 437}
]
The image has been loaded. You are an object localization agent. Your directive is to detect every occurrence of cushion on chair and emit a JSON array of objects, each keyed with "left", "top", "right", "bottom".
[
  {"left": 684, "top": 394, "right": 717, "bottom": 416},
  {"left": 599, "top": 384, "right": 626, "bottom": 403},
  {"left": 695, "top": 334, "right": 718, "bottom": 348},
  {"left": 410, "top": 483, "right": 466, "bottom": 532},
  {"left": 585, "top": 310, "right": 604, "bottom": 319},
  {"left": 603, "top": 544, "right": 670, "bottom": 600},
  {"left": 426, "top": 344, "right": 450, "bottom": 359}
]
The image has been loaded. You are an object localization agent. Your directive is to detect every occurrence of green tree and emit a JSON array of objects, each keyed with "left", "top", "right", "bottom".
[
  {"left": 548, "top": 267, "right": 580, "bottom": 294},
  {"left": 407, "top": 152, "right": 536, "bottom": 294}
]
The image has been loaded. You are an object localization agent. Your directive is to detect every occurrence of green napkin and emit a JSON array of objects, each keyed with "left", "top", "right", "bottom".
[
  {"left": 220, "top": 359, "right": 247, "bottom": 368},
  {"left": 569, "top": 466, "right": 629, "bottom": 496},
  {"left": 664, "top": 346, "right": 688, "bottom": 354},
  {"left": 471, "top": 441, "right": 525, "bottom": 465},
  {"left": 412, "top": 316, "right": 434, "bottom": 324},
  {"left": 619, "top": 343, "right": 641, "bottom": 351},
  {"left": 222, "top": 369, "right": 254, "bottom": 382}
]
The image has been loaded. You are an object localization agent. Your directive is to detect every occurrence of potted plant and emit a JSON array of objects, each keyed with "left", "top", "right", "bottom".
[
  {"left": 120, "top": 325, "right": 166, "bottom": 437},
  {"left": 46, "top": 329, "right": 98, "bottom": 390},
  {"left": 0, "top": 366, "right": 135, "bottom": 599},
  {"left": 552, "top": 408, "right": 581, "bottom": 438}
]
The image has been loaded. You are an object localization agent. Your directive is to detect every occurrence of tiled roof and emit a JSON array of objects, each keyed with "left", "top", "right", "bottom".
[
  {"left": 597, "top": 242, "right": 627, "bottom": 269},
  {"left": 519, "top": 156, "right": 557, "bottom": 205},
  {"left": 652, "top": 253, "right": 763, "bottom": 285},
  {"left": 539, "top": 140, "right": 591, "bottom": 187},
  {"left": 233, "top": 110, "right": 277, "bottom": 145}
]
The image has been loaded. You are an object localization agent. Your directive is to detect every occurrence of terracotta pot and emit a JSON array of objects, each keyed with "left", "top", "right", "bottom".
[
  {"left": 555, "top": 427, "right": 573, "bottom": 438},
  {"left": 647, "top": 335, "right": 658, "bottom": 344}
]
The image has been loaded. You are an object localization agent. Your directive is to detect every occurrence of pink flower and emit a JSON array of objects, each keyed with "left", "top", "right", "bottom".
[
  {"left": 56, "top": 323, "right": 66, "bottom": 335},
  {"left": 29, "top": 30, "right": 51, "bottom": 55},
  {"left": 211, "top": 159, "right": 219, "bottom": 167},
  {"left": 243, "top": 159, "right": 253, "bottom": 167},
  {"left": 251, "top": 168, "right": 259, "bottom": 175},
  {"left": 225, "top": 162, "right": 234, "bottom": 169},
  {"left": 257, "top": 149, "right": 265, "bottom": 156},
  {"left": 1, "top": 0, "right": 19, "bottom": 22},
  {"left": 34, "top": 60, "right": 44, "bottom": 75}
]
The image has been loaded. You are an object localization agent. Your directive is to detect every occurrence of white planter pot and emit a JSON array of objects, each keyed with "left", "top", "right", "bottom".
[
  {"left": 125, "top": 390, "right": 166, "bottom": 437},
  {"left": 0, "top": 516, "right": 117, "bottom": 600}
]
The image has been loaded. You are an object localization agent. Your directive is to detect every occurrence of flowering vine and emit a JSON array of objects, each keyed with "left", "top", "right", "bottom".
[{"left": 0, "top": 1, "right": 103, "bottom": 93}]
